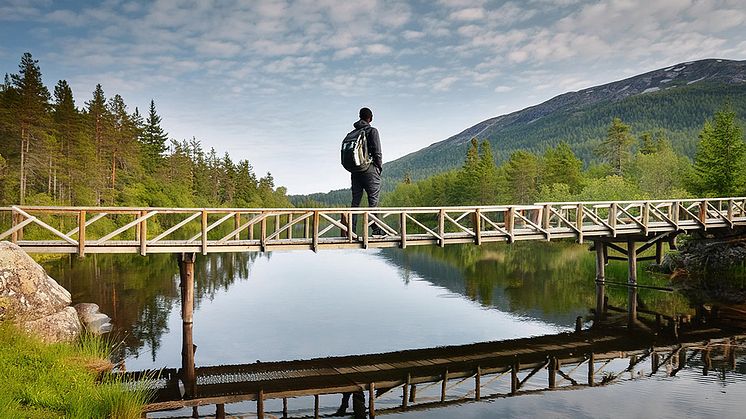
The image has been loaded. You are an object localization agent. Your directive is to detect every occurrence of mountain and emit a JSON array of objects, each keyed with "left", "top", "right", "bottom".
[
  {"left": 384, "top": 58, "right": 746, "bottom": 187},
  {"left": 294, "top": 58, "right": 746, "bottom": 205}
]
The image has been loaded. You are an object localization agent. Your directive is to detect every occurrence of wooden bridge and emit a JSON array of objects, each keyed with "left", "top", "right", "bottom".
[{"left": 2, "top": 197, "right": 745, "bottom": 255}]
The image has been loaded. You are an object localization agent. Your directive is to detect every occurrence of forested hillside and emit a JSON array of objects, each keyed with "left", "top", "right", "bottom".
[
  {"left": 384, "top": 60, "right": 746, "bottom": 189},
  {"left": 0, "top": 53, "right": 290, "bottom": 208}
]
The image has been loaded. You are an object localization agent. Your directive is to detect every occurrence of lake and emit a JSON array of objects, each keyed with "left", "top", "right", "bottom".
[{"left": 43, "top": 242, "right": 746, "bottom": 418}]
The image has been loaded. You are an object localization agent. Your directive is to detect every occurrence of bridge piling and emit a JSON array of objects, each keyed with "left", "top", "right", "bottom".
[
  {"left": 594, "top": 242, "right": 606, "bottom": 323},
  {"left": 178, "top": 253, "right": 196, "bottom": 400},
  {"left": 627, "top": 239, "right": 638, "bottom": 328}
]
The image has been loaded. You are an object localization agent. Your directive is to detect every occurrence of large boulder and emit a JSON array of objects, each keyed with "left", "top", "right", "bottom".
[{"left": 0, "top": 241, "right": 82, "bottom": 342}]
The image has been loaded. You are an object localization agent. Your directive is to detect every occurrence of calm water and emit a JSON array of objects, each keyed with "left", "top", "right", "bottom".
[{"left": 44, "top": 242, "right": 746, "bottom": 418}]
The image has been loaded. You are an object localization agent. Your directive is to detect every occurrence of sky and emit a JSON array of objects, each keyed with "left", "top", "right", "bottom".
[{"left": 1, "top": 0, "right": 745, "bottom": 195}]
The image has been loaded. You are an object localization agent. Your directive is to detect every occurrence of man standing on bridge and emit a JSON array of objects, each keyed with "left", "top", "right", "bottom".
[{"left": 350, "top": 107, "right": 384, "bottom": 236}]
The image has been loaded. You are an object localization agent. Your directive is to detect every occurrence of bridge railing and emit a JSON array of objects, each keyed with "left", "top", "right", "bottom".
[{"left": 2, "top": 197, "right": 745, "bottom": 254}]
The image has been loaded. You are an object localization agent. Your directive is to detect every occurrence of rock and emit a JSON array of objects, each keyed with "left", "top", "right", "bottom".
[
  {"left": 74, "top": 303, "right": 112, "bottom": 335},
  {"left": 21, "top": 306, "right": 82, "bottom": 343},
  {"left": 0, "top": 241, "right": 71, "bottom": 321},
  {"left": 0, "top": 241, "right": 82, "bottom": 343}
]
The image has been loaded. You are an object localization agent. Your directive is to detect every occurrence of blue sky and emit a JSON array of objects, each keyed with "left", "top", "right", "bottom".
[{"left": 1, "top": 0, "right": 745, "bottom": 194}]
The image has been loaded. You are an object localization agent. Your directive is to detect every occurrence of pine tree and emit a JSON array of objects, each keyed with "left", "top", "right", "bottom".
[
  {"left": 597, "top": 117, "right": 635, "bottom": 176},
  {"left": 10, "top": 52, "right": 51, "bottom": 203},
  {"left": 541, "top": 142, "right": 583, "bottom": 193},
  {"left": 85, "top": 84, "right": 110, "bottom": 203},
  {"left": 693, "top": 106, "right": 745, "bottom": 197},
  {"left": 140, "top": 100, "right": 168, "bottom": 172}
]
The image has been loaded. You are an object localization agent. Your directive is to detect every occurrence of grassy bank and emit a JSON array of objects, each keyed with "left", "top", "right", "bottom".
[{"left": 0, "top": 322, "right": 151, "bottom": 418}]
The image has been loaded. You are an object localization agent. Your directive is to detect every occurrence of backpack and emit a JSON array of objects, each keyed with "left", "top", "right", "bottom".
[{"left": 340, "top": 127, "right": 372, "bottom": 172}]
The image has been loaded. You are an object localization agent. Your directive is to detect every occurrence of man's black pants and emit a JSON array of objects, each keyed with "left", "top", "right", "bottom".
[{"left": 351, "top": 165, "right": 381, "bottom": 234}]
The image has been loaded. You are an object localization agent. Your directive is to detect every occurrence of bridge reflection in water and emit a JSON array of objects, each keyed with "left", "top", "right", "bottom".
[{"left": 129, "top": 304, "right": 746, "bottom": 418}]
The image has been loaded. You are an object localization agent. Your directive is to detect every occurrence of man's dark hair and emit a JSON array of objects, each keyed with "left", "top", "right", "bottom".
[{"left": 359, "top": 107, "right": 373, "bottom": 121}]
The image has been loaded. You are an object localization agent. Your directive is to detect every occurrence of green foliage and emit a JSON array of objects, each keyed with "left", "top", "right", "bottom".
[
  {"left": 597, "top": 117, "right": 635, "bottom": 176},
  {"left": 0, "top": 53, "right": 290, "bottom": 209},
  {"left": 540, "top": 141, "right": 583, "bottom": 193},
  {"left": 0, "top": 323, "right": 152, "bottom": 418},
  {"left": 627, "top": 146, "right": 694, "bottom": 198},
  {"left": 577, "top": 175, "right": 644, "bottom": 201},
  {"left": 691, "top": 105, "right": 746, "bottom": 197}
]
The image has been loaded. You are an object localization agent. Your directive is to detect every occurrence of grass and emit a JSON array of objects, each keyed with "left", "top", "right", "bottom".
[{"left": 0, "top": 322, "right": 152, "bottom": 418}]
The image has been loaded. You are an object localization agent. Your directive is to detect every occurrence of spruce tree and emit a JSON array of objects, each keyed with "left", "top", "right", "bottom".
[
  {"left": 10, "top": 52, "right": 51, "bottom": 203},
  {"left": 140, "top": 100, "right": 169, "bottom": 172},
  {"left": 693, "top": 106, "right": 745, "bottom": 197},
  {"left": 597, "top": 117, "right": 635, "bottom": 176}
]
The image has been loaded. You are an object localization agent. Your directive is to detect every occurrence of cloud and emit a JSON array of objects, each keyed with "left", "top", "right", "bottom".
[
  {"left": 494, "top": 85, "right": 513, "bottom": 93},
  {"left": 366, "top": 44, "right": 393, "bottom": 55},
  {"left": 433, "top": 76, "right": 459, "bottom": 91},
  {"left": 449, "top": 7, "right": 486, "bottom": 21}
]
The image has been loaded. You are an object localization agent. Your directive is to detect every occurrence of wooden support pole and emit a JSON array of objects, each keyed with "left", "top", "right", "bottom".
[
  {"left": 314, "top": 394, "right": 319, "bottom": 418},
  {"left": 178, "top": 253, "right": 196, "bottom": 324},
  {"left": 655, "top": 240, "right": 664, "bottom": 265},
  {"left": 627, "top": 239, "right": 638, "bottom": 328},
  {"left": 595, "top": 242, "right": 606, "bottom": 323},
  {"left": 78, "top": 210, "right": 86, "bottom": 257},
  {"left": 181, "top": 320, "right": 195, "bottom": 400},
  {"left": 257, "top": 389, "right": 264, "bottom": 419},
  {"left": 475, "top": 366, "right": 481, "bottom": 400},
  {"left": 216, "top": 404, "right": 225, "bottom": 419},
  {"left": 703, "top": 349, "right": 712, "bottom": 375},
  {"left": 409, "top": 384, "right": 417, "bottom": 403},
  {"left": 402, "top": 373, "right": 410, "bottom": 409},
  {"left": 283, "top": 397, "right": 288, "bottom": 418},
  {"left": 441, "top": 370, "right": 448, "bottom": 402},
  {"left": 369, "top": 382, "right": 376, "bottom": 418},
  {"left": 511, "top": 361, "right": 519, "bottom": 394},
  {"left": 548, "top": 357, "right": 557, "bottom": 388},
  {"left": 587, "top": 353, "right": 595, "bottom": 387}
]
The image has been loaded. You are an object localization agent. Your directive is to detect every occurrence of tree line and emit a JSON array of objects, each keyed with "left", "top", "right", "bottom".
[
  {"left": 383, "top": 106, "right": 745, "bottom": 207},
  {"left": 0, "top": 52, "right": 289, "bottom": 208}
]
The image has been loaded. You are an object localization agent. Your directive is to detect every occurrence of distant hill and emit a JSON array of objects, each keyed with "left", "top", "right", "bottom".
[{"left": 295, "top": 59, "right": 746, "bottom": 205}]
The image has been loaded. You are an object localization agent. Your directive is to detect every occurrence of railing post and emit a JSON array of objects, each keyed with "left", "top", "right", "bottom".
[
  {"left": 362, "top": 212, "right": 369, "bottom": 249},
  {"left": 234, "top": 213, "right": 241, "bottom": 240},
  {"left": 728, "top": 199, "right": 734, "bottom": 227},
  {"left": 542, "top": 204, "right": 551, "bottom": 241},
  {"left": 642, "top": 202, "right": 650, "bottom": 235},
  {"left": 313, "top": 210, "right": 320, "bottom": 252},
  {"left": 672, "top": 201, "right": 680, "bottom": 228},
  {"left": 78, "top": 210, "right": 86, "bottom": 257},
  {"left": 506, "top": 207, "right": 515, "bottom": 243},
  {"left": 438, "top": 209, "right": 445, "bottom": 247},
  {"left": 609, "top": 202, "right": 617, "bottom": 237},
  {"left": 699, "top": 199, "right": 707, "bottom": 229},
  {"left": 139, "top": 210, "right": 148, "bottom": 256},
  {"left": 201, "top": 210, "right": 208, "bottom": 255},
  {"left": 473, "top": 208, "right": 482, "bottom": 245},
  {"left": 261, "top": 215, "right": 267, "bottom": 252},
  {"left": 576, "top": 203, "right": 584, "bottom": 243},
  {"left": 287, "top": 213, "right": 293, "bottom": 239},
  {"left": 400, "top": 212, "right": 407, "bottom": 249}
]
